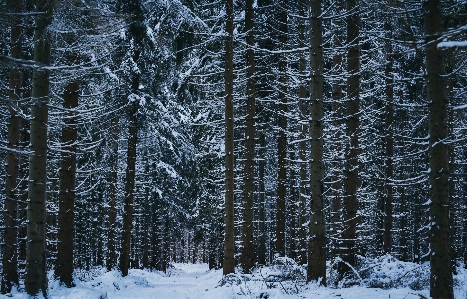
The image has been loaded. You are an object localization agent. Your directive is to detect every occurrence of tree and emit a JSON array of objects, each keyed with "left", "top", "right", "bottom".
[
  {"left": 55, "top": 31, "right": 79, "bottom": 288},
  {"left": 424, "top": 0, "right": 454, "bottom": 298},
  {"left": 117, "top": 0, "right": 145, "bottom": 277},
  {"left": 329, "top": 33, "right": 344, "bottom": 263},
  {"left": 383, "top": 13, "right": 394, "bottom": 255},
  {"left": 120, "top": 86, "right": 138, "bottom": 277},
  {"left": 307, "top": 0, "right": 326, "bottom": 284},
  {"left": 2, "top": 0, "right": 22, "bottom": 293},
  {"left": 340, "top": 0, "right": 360, "bottom": 277},
  {"left": 107, "top": 116, "right": 119, "bottom": 271},
  {"left": 275, "top": 0, "right": 288, "bottom": 258},
  {"left": 298, "top": 0, "right": 309, "bottom": 265},
  {"left": 26, "top": 0, "right": 55, "bottom": 295},
  {"left": 241, "top": 0, "right": 256, "bottom": 274},
  {"left": 223, "top": 0, "right": 235, "bottom": 276}
]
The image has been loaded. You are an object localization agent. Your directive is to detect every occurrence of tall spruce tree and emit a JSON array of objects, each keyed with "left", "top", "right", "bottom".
[
  {"left": 117, "top": 0, "right": 145, "bottom": 277},
  {"left": 2, "top": 0, "right": 22, "bottom": 293},
  {"left": 223, "top": 0, "right": 235, "bottom": 276},
  {"left": 424, "top": 0, "right": 454, "bottom": 298},
  {"left": 56, "top": 31, "right": 79, "bottom": 288},
  {"left": 241, "top": 0, "right": 256, "bottom": 274},
  {"left": 307, "top": 0, "right": 326, "bottom": 284},
  {"left": 26, "top": 0, "right": 55, "bottom": 295},
  {"left": 275, "top": 1, "right": 288, "bottom": 258},
  {"left": 340, "top": 0, "right": 360, "bottom": 276}
]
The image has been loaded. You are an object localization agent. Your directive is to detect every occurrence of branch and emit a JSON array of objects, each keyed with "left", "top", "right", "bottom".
[{"left": 438, "top": 41, "right": 467, "bottom": 49}]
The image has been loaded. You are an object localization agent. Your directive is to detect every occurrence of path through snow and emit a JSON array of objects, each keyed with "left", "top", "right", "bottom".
[{"left": 1, "top": 262, "right": 466, "bottom": 298}]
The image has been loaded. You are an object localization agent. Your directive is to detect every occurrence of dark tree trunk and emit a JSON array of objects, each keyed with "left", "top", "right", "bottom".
[
  {"left": 340, "top": 0, "right": 360, "bottom": 277},
  {"left": 142, "top": 163, "right": 151, "bottom": 269},
  {"left": 464, "top": 149, "right": 467, "bottom": 268},
  {"left": 330, "top": 35, "right": 343, "bottom": 262},
  {"left": 424, "top": 1, "right": 454, "bottom": 298},
  {"left": 56, "top": 49, "right": 79, "bottom": 287},
  {"left": 399, "top": 162, "right": 408, "bottom": 261},
  {"left": 223, "top": 0, "right": 235, "bottom": 276},
  {"left": 17, "top": 118, "right": 29, "bottom": 271},
  {"left": 107, "top": 116, "right": 119, "bottom": 271},
  {"left": 307, "top": 0, "right": 326, "bottom": 284},
  {"left": 288, "top": 151, "right": 297, "bottom": 260},
  {"left": 2, "top": 0, "right": 22, "bottom": 293},
  {"left": 241, "top": 0, "right": 256, "bottom": 274},
  {"left": 257, "top": 131, "right": 266, "bottom": 265},
  {"left": 383, "top": 21, "right": 394, "bottom": 254},
  {"left": 298, "top": 1, "right": 309, "bottom": 265},
  {"left": 120, "top": 85, "right": 138, "bottom": 276},
  {"left": 26, "top": 0, "right": 54, "bottom": 295},
  {"left": 275, "top": 5, "right": 288, "bottom": 258}
]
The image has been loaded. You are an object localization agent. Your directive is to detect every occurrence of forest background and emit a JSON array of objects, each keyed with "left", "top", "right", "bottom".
[{"left": 0, "top": 0, "right": 466, "bottom": 298}]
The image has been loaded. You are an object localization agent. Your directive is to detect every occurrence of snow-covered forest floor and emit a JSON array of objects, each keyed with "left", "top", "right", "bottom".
[{"left": 2, "top": 256, "right": 467, "bottom": 299}]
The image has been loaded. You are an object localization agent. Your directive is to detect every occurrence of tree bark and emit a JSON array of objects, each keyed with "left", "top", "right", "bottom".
[
  {"left": 340, "top": 0, "right": 360, "bottom": 277},
  {"left": 223, "top": 0, "right": 235, "bottom": 276},
  {"left": 399, "top": 156, "right": 408, "bottom": 261},
  {"left": 383, "top": 21, "right": 394, "bottom": 254},
  {"left": 298, "top": 0, "right": 309, "bottom": 266},
  {"left": 257, "top": 131, "right": 266, "bottom": 265},
  {"left": 275, "top": 4, "right": 288, "bottom": 258},
  {"left": 424, "top": 1, "right": 454, "bottom": 298},
  {"left": 241, "top": 0, "right": 256, "bottom": 274},
  {"left": 464, "top": 149, "right": 467, "bottom": 268},
  {"left": 288, "top": 151, "right": 297, "bottom": 260},
  {"left": 56, "top": 50, "right": 79, "bottom": 287},
  {"left": 120, "top": 92, "right": 138, "bottom": 276},
  {"left": 142, "top": 162, "right": 151, "bottom": 269},
  {"left": 307, "top": 0, "right": 326, "bottom": 284},
  {"left": 18, "top": 104, "right": 30, "bottom": 268},
  {"left": 107, "top": 116, "right": 119, "bottom": 271},
  {"left": 330, "top": 35, "right": 343, "bottom": 262},
  {"left": 26, "top": 0, "right": 54, "bottom": 295},
  {"left": 2, "top": 0, "right": 22, "bottom": 293}
]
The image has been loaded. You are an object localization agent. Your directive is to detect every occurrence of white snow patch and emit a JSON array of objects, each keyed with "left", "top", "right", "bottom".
[{"left": 1, "top": 260, "right": 466, "bottom": 299}]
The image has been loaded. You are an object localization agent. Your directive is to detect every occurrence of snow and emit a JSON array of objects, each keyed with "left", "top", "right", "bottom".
[
  {"left": 438, "top": 40, "right": 467, "bottom": 48},
  {"left": 2, "top": 260, "right": 467, "bottom": 298}
]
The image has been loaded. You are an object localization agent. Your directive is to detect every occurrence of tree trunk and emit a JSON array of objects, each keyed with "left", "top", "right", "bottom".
[
  {"left": 340, "top": 0, "right": 360, "bottom": 277},
  {"left": 399, "top": 160, "right": 408, "bottom": 261},
  {"left": 107, "top": 116, "right": 119, "bottom": 271},
  {"left": 298, "top": 1, "right": 309, "bottom": 266},
  {"left": 2, "top": 0, "right": 22, "bottom": 293},
  {"left": 26, "top": 0, "right": 54, "bottom": 295},
  {"left": 223, "top": 0, "right": 235, "bottom": 276},
  {"left": 241, "top": 0, "right": 256, "bottom": 274},
  {"left": 383, "top": 21, "right": 394, "bottom": 254},
  {"left": 56, "top": 50, "right": 79, "bottom": 287},
  {"left": 289, "top": 151, "right": 297, "bottom": 260},
  {"left": 120, "top": 88, "right": 138, "bottom": 277},
  {"left": 464, "top": 149, "right": 467, "bottom": 268},
  {"left": 424, "top": 1, "right": 453, "bottom": 298},
  {"left": 275, "top": 5, "right": 288, "bottom": 258},
  {"left": 330, "top": 35, "right": 343, "bottom": 262},
  {"left": 18, "top": 120, "right": 29, "bottom": 270},
  {"left": 142, "top": 162, "right": 151, "bottom": 269},
  {"left": 257, "top": 131, "right": 266, "bottom": 265},
  {"left": 307, "top": 0, "right": 326, "bottom": 284}
]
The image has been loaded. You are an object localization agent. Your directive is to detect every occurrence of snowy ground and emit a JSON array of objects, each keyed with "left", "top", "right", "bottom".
[{"left": 2, "top": 259, "right": 467, "bottom": 298}]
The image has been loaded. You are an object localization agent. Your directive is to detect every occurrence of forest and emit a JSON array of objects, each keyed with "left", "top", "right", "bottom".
[{"left": 0, "top": 0, "right": 466, "bottom": 298}]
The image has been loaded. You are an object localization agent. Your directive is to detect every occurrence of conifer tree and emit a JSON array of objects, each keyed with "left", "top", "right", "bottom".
[
  {"left": 241, "top": 0, "right": 256, "bottom": 274},
  {"left": 223, "top": 0, "right": 235, "bottom": 276},
  {"left": 307, "top": 0, "right": 326, "bottom": 284},
  {"left": 2, "top": 0, "right": 22, "bottom": 293},
  {"left": 26, "top": 0, "right": 55, "bottom": 295},
  {"left": 424, "top": 0, "right": 454, "bottom": 298}
]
